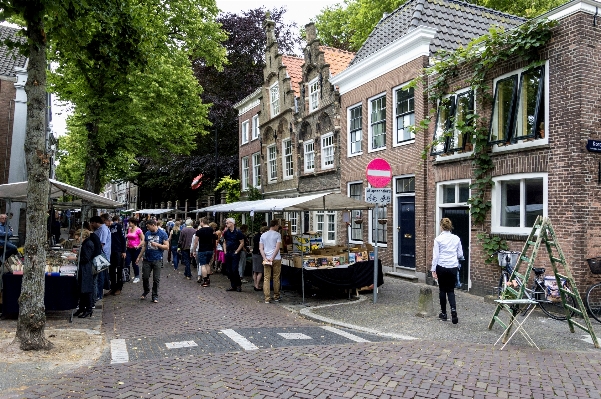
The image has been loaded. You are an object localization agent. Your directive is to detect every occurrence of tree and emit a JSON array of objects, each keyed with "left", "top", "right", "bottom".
[
  {"left": 129, "top": 7, "right": 301, "bottom": 204},
  {"left": 51, "top": 0, "right": 227, "bottom": 195}
]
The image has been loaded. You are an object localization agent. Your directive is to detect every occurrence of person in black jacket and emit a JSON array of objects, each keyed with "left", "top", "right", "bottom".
[
  {"left": 108, "top": 215, "right": 126, "bottom": 295},
  {"left": 74, "top": 228, "right": 101, "bottom": 318}
]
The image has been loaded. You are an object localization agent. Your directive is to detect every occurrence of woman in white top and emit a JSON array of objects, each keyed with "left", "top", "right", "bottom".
[{"left": 431, "top": 218, "right": 463, "bottom": 324}]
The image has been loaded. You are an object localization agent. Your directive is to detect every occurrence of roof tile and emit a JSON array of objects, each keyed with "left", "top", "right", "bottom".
[
  {"left": 0, "top": 25, "right": 27, "bottom": 78},
  {"left": 281, "top": 55, "right": 304, "bottom": 96},
  {"left": 319, "top": 46, "right": 355, "bottom": 76}
]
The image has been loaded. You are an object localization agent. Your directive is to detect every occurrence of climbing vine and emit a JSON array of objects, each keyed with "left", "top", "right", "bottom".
[{"left": 413, "top": 18, "right": 556, "bottom": 254}]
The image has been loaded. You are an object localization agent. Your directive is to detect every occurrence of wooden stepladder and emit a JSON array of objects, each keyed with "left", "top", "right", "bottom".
[{"left": 488, "top": 216, "right": 599, "bottom": 348}]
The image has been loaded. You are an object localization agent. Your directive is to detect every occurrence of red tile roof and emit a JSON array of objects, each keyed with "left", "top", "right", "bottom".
[
  {"left": 320, "top": 46, "right": 355, "bottom": 76},
  {"left": 281, "top": 55, "right": 304, "bottom": 96}
]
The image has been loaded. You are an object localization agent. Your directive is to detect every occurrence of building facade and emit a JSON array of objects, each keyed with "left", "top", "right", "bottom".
[{"left": 234, "top": 89, "right": 262, "bottom": 200}]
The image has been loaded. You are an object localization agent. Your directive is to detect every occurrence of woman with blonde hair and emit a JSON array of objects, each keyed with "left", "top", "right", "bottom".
[
  {"left": 431, "top": 217, "right": 463, "bottom": 324},
  {"left": 168, "top": 221, "right": 181, "bottom": 271}
]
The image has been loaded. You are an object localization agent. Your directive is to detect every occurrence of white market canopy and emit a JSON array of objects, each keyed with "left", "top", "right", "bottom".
[
  {"left": 0, "top": 179, "right": 124, "bottom": 208},
  {"left": 195, "top": 192, "right": 375, "bottom": 213},
  {"left": 135, "top": 208, "right": 174, "bottom": 215}
]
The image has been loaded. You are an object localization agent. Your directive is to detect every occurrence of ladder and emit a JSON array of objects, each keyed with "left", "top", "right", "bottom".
[{"left": 488, "top": 216, "right": 599, "bottom": 348}]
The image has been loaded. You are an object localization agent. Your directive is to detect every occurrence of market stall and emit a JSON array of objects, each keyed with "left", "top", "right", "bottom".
[
  {"left": 0, "top": 179, "right": 124, "bottom": 319},
  {"left": 196, "top": 192, "right": 379, "bottom": 302}
]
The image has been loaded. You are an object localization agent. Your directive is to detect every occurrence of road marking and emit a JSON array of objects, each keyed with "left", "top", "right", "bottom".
[
  {"left": 221, "top": 329, "right": 259, "bottom": 350},
  {"left": 110, "top": 339, "right": 129, "bottom": 364},
  {"left": 165, "top": 340, "right": 198, "bottom": 349},
  {"left": 321, "top": 326, "right": 370, "bottom": 343},
  {"left": 278, "top": 332, "right": 312, "bottom": 340}
]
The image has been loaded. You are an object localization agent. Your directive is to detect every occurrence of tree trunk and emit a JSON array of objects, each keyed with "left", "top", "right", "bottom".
[
  {"left": 15, "top": 12, "right": 53, "bottom": 351},
  {"left": 81, "top": 124, "right": 102, "bottom": 220}
]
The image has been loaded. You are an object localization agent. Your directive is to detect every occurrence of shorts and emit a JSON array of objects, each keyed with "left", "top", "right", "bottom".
[
  {"left": 252, "top": 253, "right": 264, "bottom": 274},
  {"left": 197, "top": 250, "right": 213, "bottom": 265}
]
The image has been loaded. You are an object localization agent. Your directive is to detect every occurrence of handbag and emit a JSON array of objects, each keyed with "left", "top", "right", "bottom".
[{"left": 92, "top": 253, "right": 111, "bottom": 275}]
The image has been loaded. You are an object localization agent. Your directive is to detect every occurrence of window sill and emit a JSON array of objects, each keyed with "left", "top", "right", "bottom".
[
  {"left": 368, "top": 147, "right": 387, "bottom": 154},
  {"left": 304, "top": 169, "right": 315, "bottom": 174},
  {"left": 434, "top": 150, "right": 473, "bottom": 163},
  {"left": 348, "top": 151, "right": 363, "bottom": 158},
  {"left": 283, "top": 176, "right": 294, "bottom": 181},
  {"left": 491, "top": 227, "right": 535, "bottom": 236},
  {"left": 393, "top": 139, "right": 416, "bottom": 148},
  {"left": 492, "top": 138, "right": 549, "bottom": 154}
]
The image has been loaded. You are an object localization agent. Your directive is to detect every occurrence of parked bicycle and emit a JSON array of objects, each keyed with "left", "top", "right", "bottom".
[
  {"left": 496, "top": 250, "right": 576, "bottom": 321},
  {"left": 585, "top": 257, "right": 601, "bottom": 323}
]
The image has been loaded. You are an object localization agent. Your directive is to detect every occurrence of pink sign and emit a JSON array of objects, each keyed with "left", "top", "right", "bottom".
[{"left": 366, "top": 158, "right": 392, "bottom": 188}]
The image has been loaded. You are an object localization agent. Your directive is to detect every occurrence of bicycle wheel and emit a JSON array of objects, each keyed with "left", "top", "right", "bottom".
[
  {"left": 538, "top": 281, "right": 576, "bottom": 321},
  {"left": 586, "top": 283, "right": 601, "bottom": 323},
  {"left": 497, "top": 272, "right": 509, "bottom": 299}
]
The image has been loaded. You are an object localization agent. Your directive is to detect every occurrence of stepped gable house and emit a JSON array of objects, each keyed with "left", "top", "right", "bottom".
[{"left": 330, "top": 0, "right": 523, "bottom": 280}]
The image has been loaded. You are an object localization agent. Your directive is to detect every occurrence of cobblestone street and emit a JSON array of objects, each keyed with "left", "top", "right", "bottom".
[{"left": 4, "top": 261, "right": 601, "bottom": 398}]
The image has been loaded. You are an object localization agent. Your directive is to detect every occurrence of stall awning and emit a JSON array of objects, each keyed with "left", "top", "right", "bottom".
[
  {"left": 195, "top": 192, "right": 374, "bottom": 213},
  {"left": 0, "top": 179, "right": 124, "bottom": 208},
  {"left": 135, "top": 208, "right": 174, "bottom": 215}
]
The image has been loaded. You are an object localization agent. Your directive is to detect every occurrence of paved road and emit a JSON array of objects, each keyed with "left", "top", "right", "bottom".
[{"left": 12, "top": 262, "right": 601, "bottom": 398}]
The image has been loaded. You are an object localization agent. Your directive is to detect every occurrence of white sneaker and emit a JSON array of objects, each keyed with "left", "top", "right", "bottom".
[{"left": 132, "top": 277, "right": 140, "bottom": 283}]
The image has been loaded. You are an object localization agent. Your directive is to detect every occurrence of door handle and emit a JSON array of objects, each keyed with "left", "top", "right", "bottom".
[{"left": 404, "top": 233, "right": 412, "bottom": 238}]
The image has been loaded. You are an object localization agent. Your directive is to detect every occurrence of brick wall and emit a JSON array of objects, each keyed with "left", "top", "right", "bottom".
[{"left": 238, "top": 104, "right": 261, "bottom": 199}]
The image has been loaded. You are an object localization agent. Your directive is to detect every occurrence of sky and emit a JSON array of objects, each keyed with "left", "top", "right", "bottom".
[{"left": 51, "top": 0, "right": 343, "bottom": 137}]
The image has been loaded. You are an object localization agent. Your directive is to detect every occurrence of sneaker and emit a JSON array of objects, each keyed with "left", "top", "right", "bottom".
[
  {"left": 439, "top": 312, "right": 447, "bottom": 321},
  {"left": 451, "top": 309, "right": 458, "bottom": 324},
  {"left": 265, "top": 300, "right": 270, "bottom": 303},
  {"left": 132, "top": 277, "right": 140, "bottom": 284},
  {"left": 240, "top": 279, "right": 248, "bottom": 283},
  {"left": 273, "top": 298, "right": 280, "bottom": 303}
]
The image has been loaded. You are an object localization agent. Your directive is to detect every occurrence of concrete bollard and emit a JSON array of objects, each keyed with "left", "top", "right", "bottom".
[{"left": 415, "top": 286, "right": 435, "bottom": 318}]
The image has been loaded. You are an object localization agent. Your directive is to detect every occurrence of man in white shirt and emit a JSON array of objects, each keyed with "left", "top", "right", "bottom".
[{"left": 259, "top": 220, "right": 282, "bottom": 303}]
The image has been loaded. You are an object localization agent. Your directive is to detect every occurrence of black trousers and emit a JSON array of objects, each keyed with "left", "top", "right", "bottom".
[
  {"left": 436, "top": 265, "right": 458, "bottom": 313},
  {"left": 110, "top": 252, "right": 124, "bottom": 291}
]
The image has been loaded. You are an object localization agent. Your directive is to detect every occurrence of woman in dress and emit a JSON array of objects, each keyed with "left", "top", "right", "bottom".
[
  {"left": 168, "top": 221, "right": 181, "bottom": 271},
  {"left": 74, "top": 228, "right": 101, "bottom": 318},
  {"left": 252, "top": 226, "right": 268, "bottom": 291},
  {"left": 124, "top": 218, "right": 145, "bottom": 284},
  {"left": 431, "top": 217, "right": 463, "bottom": 324}
]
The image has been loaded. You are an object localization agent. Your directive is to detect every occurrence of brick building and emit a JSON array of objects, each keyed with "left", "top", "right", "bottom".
[
  {"left": 234, "top": 88, "right": 262, "bottom": 200},
  {"left": 330, "top": 0, "right": 523, "bottom": 278},
  {"left": 428, "top": 0, "right": 601, "bottom": 295}
]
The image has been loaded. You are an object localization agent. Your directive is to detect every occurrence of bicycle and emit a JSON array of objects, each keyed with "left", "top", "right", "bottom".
[
  {"left": 496, "top": 250, "right": 576, "bottom": 321},
  {"left": 585, "top": 257, "right": 601, "bottom": 323}
]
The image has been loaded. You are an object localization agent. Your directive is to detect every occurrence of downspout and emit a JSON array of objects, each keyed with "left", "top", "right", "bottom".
[{"left": 5, "top": 99, "right": 14, "bottom": 185}]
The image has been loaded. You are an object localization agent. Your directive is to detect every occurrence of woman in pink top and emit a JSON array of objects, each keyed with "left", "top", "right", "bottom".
[{"left": 124, "top": 218, "right": 145, "bottom": 283}]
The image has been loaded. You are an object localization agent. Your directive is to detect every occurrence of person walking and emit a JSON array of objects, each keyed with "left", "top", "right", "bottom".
[
  {"left": 259, "top": 220, "right": 282, "bottom": 303},
  {"left": 252, "top": 226, "right": 268, "bottom": 291},
  {"left": 73, "top": 228, "right": 101, "bottom": 318},
  {"left": 108, "top": 215, "right": 126, "bottom": 296},
  {"left": 137, "top": 219, "right": 169, "bottom": 303},
  {"left": 167, "top": 221, "right": 181, "bottom": 271},
  {"left": 178, "top": 219, "right": 196, "bottom": 280},
  {"left": 124, "top": 218, "right": 145, "bottom": 283},
  {"left": 431, "top": 217, "right": 464, "bottom": 324},
  {"left": 223, "top": 218, "right": 245, "bottom": 292},
  {"left": 192, "top": 217, "right": 217, "bottom": 286}
]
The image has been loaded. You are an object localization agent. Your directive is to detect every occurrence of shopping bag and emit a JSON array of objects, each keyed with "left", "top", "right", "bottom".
[
  {"left": 92, "top": 253, "right": 110, "bottom": 274},
  {"left": 122, "top": 266, "right": 130, "bottom": 282}
]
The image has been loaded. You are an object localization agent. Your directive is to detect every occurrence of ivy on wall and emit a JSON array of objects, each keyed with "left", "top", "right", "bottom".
[{"left": 412, "top": 18, "right": 556, "bottom": 255}]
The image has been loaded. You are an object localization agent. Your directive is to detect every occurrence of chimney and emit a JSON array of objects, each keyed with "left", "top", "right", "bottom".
[
  {"left": 264, "top": 19, "right": 276, "bottom": 47},
  {"left": 305, "top": 23, "right": 317, "bottom": 42}
]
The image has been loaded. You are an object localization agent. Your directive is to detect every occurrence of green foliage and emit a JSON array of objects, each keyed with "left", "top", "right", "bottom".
[
  {"left": 416, "top": 19, "right": 556, "bottom": 226},
  {"left": 214, "top": 176, "right": 240, "bottom": 204},
  {"left": 313, "top": 0, "right": 405, "bottom": 52},
  {"left": 479, "top": 0, "right": 566, "bottom": 18},
  {"left": 477, "top": 233, "right": 508, "bottom": 263}
]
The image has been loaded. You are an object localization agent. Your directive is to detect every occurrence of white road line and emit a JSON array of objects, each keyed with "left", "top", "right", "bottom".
[
  {"left": 110, "top": 339, "right": 129, "bottom": 364},
  {"left": 221, "top": 329, "right": 259, "bottom": 350},
  {"left": 321, "top": 326, "right": 370, "bottom": 343},
  {"left": 278, "top": 332, "right": 312, "bottom": 340},
  {"left": 165, "top": 340, "right": 198, "bottom": 349}
]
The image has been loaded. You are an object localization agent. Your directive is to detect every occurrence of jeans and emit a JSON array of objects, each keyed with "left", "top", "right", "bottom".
[
  {"left": 1, "top": 241, "right": 18, "bottom": 259},
  {"left": 125, "top": 247, "right": 141, "bottom": 278},
  {"left": 142, "top": 259, "right": 162, "bottom": 299},
  {"left": 263, "top": 259, "right": 281, "bottom": 301},
  {"left": 181, "top": 250, "right": 192, "bottom": 277},
  {"left": 225, "top": 251, "right": 241, "bottom": 288},
  {"left": 238, "top": 250, "right": 247, "bottom": 278},
  {"left": 171, "top": 246, "right": 179, "bottom": 269}
]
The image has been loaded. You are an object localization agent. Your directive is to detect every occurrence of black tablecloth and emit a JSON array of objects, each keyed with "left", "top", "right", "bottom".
[
  {"left": 2, "top": 273, "right": 79, "bottom": 315},
  {"left": 282, "top": 260, "right": 383, "bottom": 291}
]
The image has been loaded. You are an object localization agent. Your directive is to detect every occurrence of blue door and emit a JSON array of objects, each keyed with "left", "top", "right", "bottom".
[{"left": 397, "top": 196, "right": 415, "bottom": 268}]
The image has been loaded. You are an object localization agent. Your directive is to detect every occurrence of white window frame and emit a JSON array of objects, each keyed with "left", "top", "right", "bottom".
[
  {"left": 282, "top": 139, "right": 293, "bottom": 180},
  {"left": 286, "top": 212, "right": 298, "bottom": 235},
  {"left": 490, "top": 173, "right": 548, "bottom": 235},
  {"left": 393, "top": 83, "right": 415, "bottom": 147},
  {"left": 251, "top": 115, "right": 260, "bottom": 140},
  {"left": 252, "top": 153, "right": 261, "bottom": 188},
  {"left": 348, "top": 181, "right": 363, "bottom": 244},
  {"left": 368, "top": 202, "right": 387, "bottom": 247},
  {"left": 270, "top": 82, "right": 280, "bottom": 117},
  {"left": 347, "top": 103, "right": 363, "bottom": 157},
  {"left": 267, "top": 144, "right": 277, "bottom": 182},
  {"left": 309, "top": 77, "right": 320, "bottom": 112},
  {"left": 241, "top": 157, "right": 249, "bottom": 191},
  {"left": 432, "top": 88, "right": 475, "bottom": 161},
  {"left": 314, "top": 210, "right": 336, "bottom": 245},
  {"left": 321, "top": 132, "right": 334, "bottom": 170},
  {"left": 241, "top": 120, "right": 249, "bottom": 145},
  {"left": 491, "top": 60, "right": 549, "bottom": 154},
  {"left": 368, "top": 93, "right": 386, "bottom": 152},
  {"left": 304, "top": 140, "right": 315, "bottom": 173}
]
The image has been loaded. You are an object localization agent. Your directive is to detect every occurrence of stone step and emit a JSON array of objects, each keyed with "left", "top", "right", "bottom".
[{"left": 385, "top": 271, "right": 418, "bottom": 283}]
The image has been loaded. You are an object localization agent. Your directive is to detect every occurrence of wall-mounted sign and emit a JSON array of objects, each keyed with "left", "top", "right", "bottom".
[{"left": 586, "top": 140, "right": 601, "bottom": 152}]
